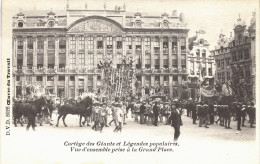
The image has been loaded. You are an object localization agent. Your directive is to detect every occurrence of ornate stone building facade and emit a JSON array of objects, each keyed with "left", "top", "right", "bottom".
[
  {"left": 12, "top": 6, "right": 189, "bottom": 99},
  {"left": 211, "top": 13, "right": 256, "bottom": 102},
  {"left": 188, "top": 30, "right": 215, "bottom": 100}
]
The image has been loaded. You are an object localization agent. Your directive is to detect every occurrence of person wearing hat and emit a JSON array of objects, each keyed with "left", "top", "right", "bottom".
[
  {"left": 235, "top": 102, "right": 242, "bottom": 130},
  {"left": 92, "top": 102, "right": 101, "bottom": 131},
  {"left": 139, "top": 102, "right": 146, "bottom": 124},
  {"left": 241, "top": 104, "right": 247, "bottom": 127},
  {"left": 208, "top": 101, "right": 215, "bottom": 125},
  {"left": 247, "top": 102, "right": 255, "bottom": 128},
  {"left": 197, "top": 102, "right": 203, "bottom": 127},
  {"left": 203, "top": 101, "right": 209, "bottom": 128},
  {"left": 113, "top": 103, "right": 123, "bottom": 132},
  {"left": 191, "top": 101, "right": 197, "bottom": 124},
  {"left": 168, "top": 105, "right": 182, "bottom": 146},
  {"left": 153, "top": 101, "right": 159, "bottom": 126},
  {"left": 224, "top": 105, "right": 232, "bottom": 129}
]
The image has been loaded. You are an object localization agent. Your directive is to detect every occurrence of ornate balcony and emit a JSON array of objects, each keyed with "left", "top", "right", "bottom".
[
  {"left": 78, "top": 81, "right": 84, "bottom": 86},
  {"left": 172, "top": 49, "right": 177, "bottom": 54},
  {"left": 126, "top": 49, "right": 133, "bottom": 54},
  {"left": 46, "top": 81, "right": 54, "bottom": 86},
  {"left": 58, "top": 81, "right": 65, "bottom": 86},
  {"left": 47, "top": 69, "right": 55, "bottom": 74},
  {"left": 97, "top": 49, "right": 104, "bottom": 54},
  {"left": 88, "top": 49, "right": 94, "bottom": 54},
  {"left": 163, "top": 49, "right": 169, "bottom": 54},
  {"left": 17, "top": 49, "right": 23, "bottom": 54},
  {"left": 116, "top": 49, "right": 123, "bottom": 54},
  {"left": 145, "top": 49, "right": 151, "bottom": 54},
  {"left": 164, "top": 81, "right": 169, "bottom": 86},
  {"left": 106, "top": 49, "right": 113, "bottom": 54},
  {"left": 59, "top": 49, "right": 66, "bottom": 53}
]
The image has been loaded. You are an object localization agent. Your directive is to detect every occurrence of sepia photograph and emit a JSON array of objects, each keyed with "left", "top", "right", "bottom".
[{"left": 0, "top": 0, "right": 259, "bottom": 164}]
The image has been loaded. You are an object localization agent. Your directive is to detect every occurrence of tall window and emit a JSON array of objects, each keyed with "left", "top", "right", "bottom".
[
  {"left": 154, "top": 37, "right": 159, "bottom": 54},
  {"left": 154, "top": 59, "right": 160, "bottom": 69},
  {"left": 136, "top": 36, "right": 141, "bottom": 50},
  {"left": 226, "top": 71, "right": 230, "bottom": 81},
  {"left": 70, "top": 36, "right": 76, "bottom": 50},
  {"left": 69, "top": 53, "right": 76, "bottom": 69},
  {"left": 220, "top": 59, "right": 224, "bottom": 70},
  {"left": 37, "top": 37, "right": 44, "bottom": 49},
  {"left": 232, "top": 52, "right": 237, "bottom": 62},
  {"left": 27, "top": 37, "right": 33, "bottom": 49},
  {"left": 37, "top": 53, "right": 43, "bottom": 69},
  {"left": 126, "top": 37, "right": 132, "bottom": 49},
  {"left": 238, "top": 51, "right": 243, "bottom": 61},
  {"left": 145, "top": 58, "right": 151, "bottom": 69},
  {"left": 48, "top": 36, "right": 55, "bottom": 49},
  {"left": 87, "top": 54, "right": 94, "bottom": 69},
  {"left": 181, "top": 38, "right": 186, "bottom": 50},
  {"left": 27, "top": 53, "right": 33, "bottom": 69},
  {"left": 221, "top": 72, "right": 225, "bottom": 83},
  {"left": 181, "top": 54, "right": 186, "bottom": 69},
  {"left": 116, "top": 36, "right": 122, "bottom": 49},
  {"left": 18, "top": 37, "right": 23, "bottom": 49},
  {"left": 172, "top": 40, "right": 177, "bottom": 50},
  {"left": 79, "top": 53, "right": 85, "bottom": 69},
  {"left": 216, "top": 60, "right": 220, "bottom": 68},
  {"left": 244, "top": 49, "right": 249, "bottom": 59},
  {"left": 88, "top": 36, "right": 94, "bottom": 50},
  {"left": 97, "top": 36, "right": 103, "bottom": 49},
  {"left": 163, "top": 37, "right": 168, "bottom": 49},
  {"left": 225, "top": 58, "right": 230, "bottom": 66},
  {"left": 145, "top": 37, "right": 151, "bottom": 50},
  {"left": 79, "top": 36, "right": 85, "bottom": 50},
  {"left": 217, "top": 73, "right": 221, "bottom": 81},
  {"left": 59, "top": 36, "right": 66, "bottom": 49},
  {"left": 107, "top": 37, "right": 112, "bottom": 49},
  {"left": 163, "top": 59, "right": 168, "bottom": 68},
  {"left": 172, "top": 58, "right": 178, "bottom": 68}
]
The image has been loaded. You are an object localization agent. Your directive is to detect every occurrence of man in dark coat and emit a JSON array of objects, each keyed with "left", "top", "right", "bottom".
[
  {"left": 26, "top": 104, "right": 37, "bottom": 131},
  {"left": 168, "top": 105, "right": 182, "bottom": 145},
  {"left": 235, "top": 102, "right": 242, "bottom": 130},
  {"left": 153, "top": 101, "right": 159, "bottom": 126},
  {"left": 140, "top": 102, "right": 146, "bottom": 124},
  {"left": 191, "top": 101, "right": 197, "bottom": 124},
  {"left": 208, "top": 101, "right": 214, "bottom": 124}
]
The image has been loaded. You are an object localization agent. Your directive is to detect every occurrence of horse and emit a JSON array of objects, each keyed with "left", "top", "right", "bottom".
[
  {"left": 56, "top": 96, "right": 93, "bottom": 127},
  {"left": 13, "top": 97, "right": 49, "bottom": 127}
]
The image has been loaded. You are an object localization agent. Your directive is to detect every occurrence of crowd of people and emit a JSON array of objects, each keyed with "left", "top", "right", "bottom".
[{"left": 184, "top": 100, "right": 256, "bottom": 130}]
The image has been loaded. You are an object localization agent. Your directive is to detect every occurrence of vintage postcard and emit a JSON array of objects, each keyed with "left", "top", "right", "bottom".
[{"left": 1, "top": 0, "right": 259, "bottom": 163}]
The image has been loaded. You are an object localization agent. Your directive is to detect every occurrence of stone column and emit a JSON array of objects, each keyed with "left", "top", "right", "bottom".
[
  {"left": 103, "top": 35, "right": 107, "bottom": 56},
  {"left": 66, "top": 35, "right": 70, "bottom": 70},
  {"left": 132, "top": 36, "right": 136, "bottom": 95},
  {"left": 23, "top": 36, "right": 27, "bottom": 68},
  {"left": 132, "top": 36, "right": 136, "bottom": 69},
  {"left": 93, "top": 75, "right": 97, "bottom": 92},
  {"left": 141, "top": 75, "right": 145, "bottom": 96},
  {"left": 75, "top": 75, "right": 78, "bottom": 98},
  {"left": 65, "top": 75, "right": 69, "bottom": 98},
  {"left": 33, "top": 36, "right": 37, "bottom": 68},
  {"left": 84, "top": 35, "right": 88, "bottom": 71},
  {"left": 177, "top": 37, "right": 181, "bottom": 69},
  {"left": 75, "top": 35, "right": 79, "bottom": 69},
  {"left": 112, "top": 36, "right": 117, "bottom": 67},
  {"left": 122, "top": 35, "right": 126, "bottom": 57},
  {"left": 169, "top": 75, "right": 173, "bottom": 97},
  {"left": 141, "top": 36, "right": 145, "bottom": 69},
  {"left": 54, "top": 75, "right": 58, "bottom": 95},
  {"left": 13, "top": 36, "right": 17, "bottom": 68},
  {"left": 159, "top": 36, "right": 163, "bottom": 69},
  {"left": 84, "top": 75, "right": 88, "bottom": 92},
  {"left": 44, "top": 36, "right": 48, "bottom": 68},
  {"left": 55, "top": 35, "right": 59, "bottom": 69},
  {"left": 151, "top": 36, "right": 155, "bottom": 69},
  {"left": 169, "top": 37, "right": 173, "bottom": 69}
]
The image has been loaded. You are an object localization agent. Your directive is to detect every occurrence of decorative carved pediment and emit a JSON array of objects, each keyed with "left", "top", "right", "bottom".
[{"left": 68, "top": 19, "right": 124, "bottom": 34}]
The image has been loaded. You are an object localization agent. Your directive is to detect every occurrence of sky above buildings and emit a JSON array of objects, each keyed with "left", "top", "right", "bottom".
[{"left": 6, "top": 0, "right": 258, "bottom": 50}]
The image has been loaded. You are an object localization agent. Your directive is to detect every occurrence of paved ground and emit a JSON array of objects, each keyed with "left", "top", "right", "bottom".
[{"left": 2, "top": 112, "right": 257, "bottom": 164}]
